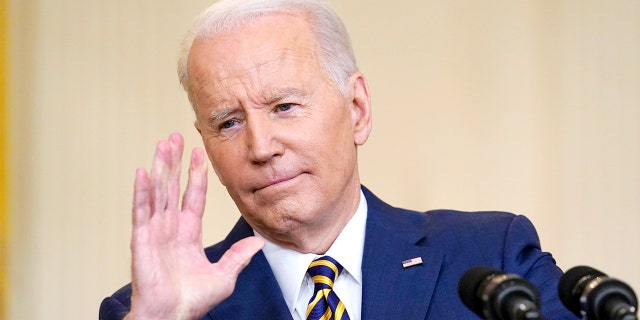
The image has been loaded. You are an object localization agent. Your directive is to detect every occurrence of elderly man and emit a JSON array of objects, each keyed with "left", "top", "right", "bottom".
[{"left": 100, "top": 0, "right": 577, "bottom": 319}]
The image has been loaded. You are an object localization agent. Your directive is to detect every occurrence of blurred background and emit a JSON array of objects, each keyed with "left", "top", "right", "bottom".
[{"left": 2, "top": 0, "right": 639, "bottom": 318}]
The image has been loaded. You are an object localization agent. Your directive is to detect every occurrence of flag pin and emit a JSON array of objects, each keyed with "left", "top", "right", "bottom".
[{"left": 402, "top": 257, "right": 423, "bottom": 268}]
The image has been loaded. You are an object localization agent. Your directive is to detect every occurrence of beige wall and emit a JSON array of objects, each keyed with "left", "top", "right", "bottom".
[{"left": 6, "top": 0, "right": 639, "bottom": 318}]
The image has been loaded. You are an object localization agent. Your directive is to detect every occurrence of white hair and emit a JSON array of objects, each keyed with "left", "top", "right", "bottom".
[{"left": 177, "top": 0, "right": 358, "bottom": 107}]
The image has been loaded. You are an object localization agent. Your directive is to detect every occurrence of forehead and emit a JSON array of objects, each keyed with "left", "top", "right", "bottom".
[{"left": 186, "top": 13, "right": 322, "bottom": 98}]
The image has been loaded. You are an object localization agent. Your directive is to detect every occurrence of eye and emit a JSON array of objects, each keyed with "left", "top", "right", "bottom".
[
  {"left": 220, "top": 119, "right": 237, "bottom": 129},
  {"left": 276, "top": 103, "right": 294, "bottom": 112}
]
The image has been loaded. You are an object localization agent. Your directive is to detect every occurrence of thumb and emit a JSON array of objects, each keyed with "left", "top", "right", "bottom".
[{"left": 217, "top": 236, "right": 265, "bottom": 277}]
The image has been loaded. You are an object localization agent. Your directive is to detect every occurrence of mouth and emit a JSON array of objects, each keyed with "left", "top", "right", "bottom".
[{"left": 253, "top": 173, "right": 304, "bottom": 193}]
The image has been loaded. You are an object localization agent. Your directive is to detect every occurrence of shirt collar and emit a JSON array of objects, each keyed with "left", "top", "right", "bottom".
[{"left": 255, "top": 189, "right": 368, "bottom": 313}]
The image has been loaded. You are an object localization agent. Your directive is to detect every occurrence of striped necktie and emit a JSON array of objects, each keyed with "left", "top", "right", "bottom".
[{"left": 306, "top": 256, "right": 351, "bottom": 320}]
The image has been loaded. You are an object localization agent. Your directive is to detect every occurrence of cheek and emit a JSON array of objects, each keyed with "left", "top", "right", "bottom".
[
  {"left": 204, "top": 143, "right": 241, "bottom": 187},
  {"left": 321, "top": 111, "right": 356, "bottom": 151},
  {"left": 306, "top": 121, "right": 356, "bottom": 171}
]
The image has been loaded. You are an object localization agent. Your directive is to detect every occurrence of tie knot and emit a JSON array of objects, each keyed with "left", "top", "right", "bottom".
[{"left": 307, "top": 256, "right": 343, "bottom": 289}]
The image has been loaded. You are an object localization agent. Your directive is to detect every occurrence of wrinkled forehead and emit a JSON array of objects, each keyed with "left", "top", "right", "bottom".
[
  {"left": 189, "top": 13, "right": 318, "bottom": 69},
  {"left": 186, "top": 14, "right": 328, "bottom": 107}
]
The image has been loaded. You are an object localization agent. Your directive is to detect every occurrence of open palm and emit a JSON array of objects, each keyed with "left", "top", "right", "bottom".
[{"left": 125, "top": 133, "right": 263, "bottom": 320}]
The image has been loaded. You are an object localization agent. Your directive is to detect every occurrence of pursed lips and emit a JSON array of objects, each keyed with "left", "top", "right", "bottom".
[{"left": 253, "top": 172, "right": 304, "bottom": 193}]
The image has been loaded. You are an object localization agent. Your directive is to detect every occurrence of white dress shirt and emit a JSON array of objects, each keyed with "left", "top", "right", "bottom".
[{"left": 255, "top": 190, "right": 368, "bottom": 320}]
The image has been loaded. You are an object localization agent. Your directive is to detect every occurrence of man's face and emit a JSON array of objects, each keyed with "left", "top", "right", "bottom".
[{"left": 187, "top": 13, "right": 371, "bottom": 249}]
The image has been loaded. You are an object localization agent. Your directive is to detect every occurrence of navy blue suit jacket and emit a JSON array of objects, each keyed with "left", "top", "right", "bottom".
[{"left": 100, "top": 186, "right": 577, "bottom": 319}]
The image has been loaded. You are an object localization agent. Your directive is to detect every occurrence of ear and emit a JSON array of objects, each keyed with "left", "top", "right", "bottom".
[{"left": 347, "top": 72, "right": 373, "bottom": 146}]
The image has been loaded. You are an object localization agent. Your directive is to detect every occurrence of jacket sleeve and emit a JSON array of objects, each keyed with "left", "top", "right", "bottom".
[
  {"left": 502, "top": 215, "right": 578, "bottom": 320},
  {"left": 99, "top": 284, "right": 131, "bottom": 320}
]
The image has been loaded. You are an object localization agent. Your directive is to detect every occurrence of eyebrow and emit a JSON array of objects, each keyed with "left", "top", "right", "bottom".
[
  {"left": 209, "top": 108, "right": 234, "bottom": 122},
  {"left": 265, "top": 87, "right": 309, "bottom": 105}
]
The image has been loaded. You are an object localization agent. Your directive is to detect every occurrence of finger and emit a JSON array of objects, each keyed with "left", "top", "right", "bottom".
[
  {"left": 216, "top": 237, "right": 265, "bottom": 278},
  {"left": 166, "top": 133, "right": 184, "bottom": 211},
  {"left": 150, "top": 140, "right": 171, "bottom": 215},
  {"left": 132, "top": 168, "right": 151, "bottom": 227},
  {"left": 182, "top": 148, "right": 208, "bottom": 217}
]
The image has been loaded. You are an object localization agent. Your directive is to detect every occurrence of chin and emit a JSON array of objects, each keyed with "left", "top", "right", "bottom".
[
  {"left": 245, "top": 212, "right": 302, "bottom": 239},
  {"left": 245, "top": 201, "right": 314, "bottom": 232}
]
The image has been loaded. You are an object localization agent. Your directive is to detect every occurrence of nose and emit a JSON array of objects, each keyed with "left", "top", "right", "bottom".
[{"left": 245, "top": 114, "right": 284, "bottom": 164}]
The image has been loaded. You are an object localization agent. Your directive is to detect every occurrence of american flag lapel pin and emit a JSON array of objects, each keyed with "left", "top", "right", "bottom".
[{"left": 402, "top": 257, "right": 423, "bottom": 268}]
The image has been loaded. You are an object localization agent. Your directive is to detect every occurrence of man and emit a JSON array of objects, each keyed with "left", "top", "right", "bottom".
[{"left": 100, "top": 0, "right": 577, "bottom": 319}]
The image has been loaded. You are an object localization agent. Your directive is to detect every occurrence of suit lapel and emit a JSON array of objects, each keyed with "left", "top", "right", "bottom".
[
  {"left": 206, "top": 187, "right": 443, "bottom": 319},
  {"left": 361, "top": 187, "right": 444, "bottom": 320}
]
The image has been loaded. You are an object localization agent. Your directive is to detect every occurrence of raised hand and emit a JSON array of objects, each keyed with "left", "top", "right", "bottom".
[{"left": 126, "top": 133, "right": 264, "bottom": 320}]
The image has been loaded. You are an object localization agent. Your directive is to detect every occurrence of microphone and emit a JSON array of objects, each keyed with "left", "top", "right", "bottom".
[
  {"left": 458, "top": 266, "right": 543, "bottom": 320},
  {"left": 558, "top": 265, "right": 638, "bottom": 320}
]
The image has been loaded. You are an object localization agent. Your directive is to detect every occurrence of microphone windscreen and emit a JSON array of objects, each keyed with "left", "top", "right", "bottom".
[
  {"left": 458, "top": 266, "right": 502, "bottom": 317},
  {"left": 558, "top": 266, "right": 607, "bottom": 316}
]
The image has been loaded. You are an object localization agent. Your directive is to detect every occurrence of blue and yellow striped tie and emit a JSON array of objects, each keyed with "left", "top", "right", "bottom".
[{"left": 306, "top": 256, "right": 350, "bottom": 320}]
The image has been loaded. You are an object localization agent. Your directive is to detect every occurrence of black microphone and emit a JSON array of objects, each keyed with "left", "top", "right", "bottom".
[
  {"left": 558, "top": 265, "right": 638, "bottom": 320},
  {"left": 458, "top": 266, "right": 543, "bottom": 320}
]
